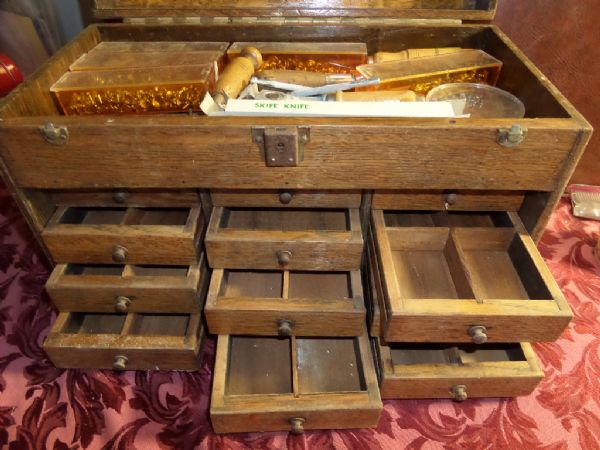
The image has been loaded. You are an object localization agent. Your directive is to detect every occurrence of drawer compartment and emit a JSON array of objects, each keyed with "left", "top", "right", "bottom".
[
  {"left": 44, "top": 312, "right": 204, "bottom": 370},
  {"left": 46, "top": 256, "right": 208, "bottom": 313},
  {"left": 211, "top": 190, "right": 361, "bottom": 208},
  {"left": 372, "top": 190, "right": 525, "bottom": 211},
  {"left": 372, "top": 210, "right": 572, "bottom": 343},
  {"left": 49, "top": 189, "right": 200, "bottom": 207},
  {"left": 211, "top": 331, "right": 381, "bottom": 434},
  {"left": 205, "top": 269, "right": 365, "bottom": 336},
  {"left": 43, "top": 206, "right": 203, "bottom": 264},
  {"left": 376, "top": 341, "right": 543, "bottom": 400},
  {"left": 205, "top": 207, "right": 363, "bottom": 270}
]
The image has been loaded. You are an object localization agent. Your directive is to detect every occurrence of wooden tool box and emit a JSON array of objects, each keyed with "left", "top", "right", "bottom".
[{"left": 0, "top": 0, "right": 592, "bottom": 435}]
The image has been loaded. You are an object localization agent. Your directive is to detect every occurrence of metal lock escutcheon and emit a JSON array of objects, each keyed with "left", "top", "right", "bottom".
[{"left": 253, "top": 126, "right": 310, "bottom": 167}]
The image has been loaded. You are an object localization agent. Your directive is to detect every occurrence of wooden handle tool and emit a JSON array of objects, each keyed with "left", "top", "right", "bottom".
[
  {"left": 256, "top": 70, "right": 354, "bottom": 87},
  {"left": 374, "top": 47, "right": 463, "bottom": 63},
  {"left": 213, "top": 46, "right": 263, "bottom": 107},
  {"left": 335, "top": 90, "right": 417, "bottom": 102}
]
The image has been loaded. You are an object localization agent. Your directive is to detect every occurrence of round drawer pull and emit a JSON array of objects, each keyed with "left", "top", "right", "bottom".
[
  {"left": 112, "top": 245, "right": 128, "bottom": 263},
  {"left": 276, "top": 250, "right": 292, "bottom": 266},
  {"left": 468, "top": 325, "right": 488, "bottom": 344},
  {"left": 114, "top": 296, "right": 131, "bottom": 313},
  {"left": 277, "top": 319, "right": 294, "bottom": 337},
  {"left": 451, "top": 385, "right": 468, "bottom": 402},
  {"left": 289, "top": 417, "right": 306, "bottom": 435},
  {"left": 112, "top": 190, "right": 130, "bottom": 204},
  {"left": 113, "top": 355, "right": 128, "bottom": 371},
  {"left": 279, "top": 191, "right": 294, "bottom": 204},
  {"left": 444, "top": 192, "right": 458, "bottom": 206}
]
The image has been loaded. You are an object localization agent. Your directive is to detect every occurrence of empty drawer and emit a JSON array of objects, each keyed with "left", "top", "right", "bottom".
[
  {"left": 211, "top": 330, "right": 381, "bottom": 434},
  {"left": 376, "top": 341, "right": 543, "bottom": 400},
  {"left": 44, "top": 312, "right": 204, "bottom": 371},
  {"left": 205, "top": 207, "right": 363, "bottom": 270},
  {"left": 205, "top": 269, "right": 365, "bottom": 336},
  {"left": 46, "top": 256, "right": 208, "bottom": 313},
  {"left": 371, "top": 210, "right": 572, "bottom": 343},
  {"left": 42, "top": 206, "right": 203, "bottom": 265}
]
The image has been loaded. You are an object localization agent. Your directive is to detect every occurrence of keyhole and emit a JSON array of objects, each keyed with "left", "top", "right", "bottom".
[{"left": 277, "top": 142, "right": 285, "bottom": 152}]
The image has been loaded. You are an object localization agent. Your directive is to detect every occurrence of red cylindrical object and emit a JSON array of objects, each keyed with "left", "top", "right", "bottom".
[{"left": 0, "top": 54, "right": 24, "bottom": 97}]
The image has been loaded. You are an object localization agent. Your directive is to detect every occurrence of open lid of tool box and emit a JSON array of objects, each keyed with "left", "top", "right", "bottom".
[{"left": 93, "top": 0, "right": 498, "bottom": 22}]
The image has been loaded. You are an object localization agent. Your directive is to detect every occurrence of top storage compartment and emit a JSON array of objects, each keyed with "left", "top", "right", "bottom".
[{"left": 93, "top": 0, "right": 498, "bottom": 21}]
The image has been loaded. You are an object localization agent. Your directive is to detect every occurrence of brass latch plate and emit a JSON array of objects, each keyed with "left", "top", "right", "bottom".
[{"left": 252, "top": 126, "right": 310, "bottom": 167}]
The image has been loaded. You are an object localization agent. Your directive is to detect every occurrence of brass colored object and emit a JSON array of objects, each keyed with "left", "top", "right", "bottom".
[
  {"left": 112, "top": 245, "right": 128, "bottom": 263},
  {"left": 469, "top": 325, "right": 488, "bottom": 344},
  {"left": 253, "top": 126, "right": 310, "bottom": 167},
  {"left": 498, "top": 124, "right": 527, "bottom": 148},
  {"left": 277, "top": 250, "right": 292, "bottom": 266},
  {"left": 277, "top": 319, "right": 294, "bottom": 337},
  {"left": 112, "top": 190, "right": 129, "bottom": 204},
  {"left": 279, "top": 191, "right": 294, "bottom": 204},
  {"left": 451, "top": 385, "right": 468, "bottom": 402},
  {"left": 39, "top": 123, "right": 69, "bottom": 146},
  {"left": 114, "top": 296, "right": 131, "bottom": 313},
  {"left": 213, "top": 46, "right": 262, "bottom": 107},
  {"left": 289, "top": 417, "right": 306, "bottom": 435},
  {"left": 113, "top": 355, "right": 128, "bottom": 371},
  {"left": 374, "top": 47, "right": 463, "bottom": 63}
]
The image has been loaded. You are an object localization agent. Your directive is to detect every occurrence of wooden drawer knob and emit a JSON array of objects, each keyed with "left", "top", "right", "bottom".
[
  {"left": 468, "top": 325, "right": 488, "bottom": 344},
  {"left": 444, "top": 192, "right": 458, "bottom": 206},
  {"left": 451, "top": 385, "right": 468, "bottom": 402},
  {"left": 112, "top": 245, "right": 128, "bottom": 263},
  {"left": 114, "top": 296, "right": 131, "bottom": 313},
  {"left": 112, "top": 190, "right": 130, "bottom": 204},
  {"left": 277, "top": 319, "right": 294, "bottom": 337},
  {"left": 113, "top": 355, "right": 128, "bottom": 371},
  {"left": 279, "top": 191, "right": 294, "bottom": 204},
  {"left": 277, "top": 250, "right": 292, "bottom": 266},
  {"left": 289, "top": 417, "right": 305, "bottom": 435}
]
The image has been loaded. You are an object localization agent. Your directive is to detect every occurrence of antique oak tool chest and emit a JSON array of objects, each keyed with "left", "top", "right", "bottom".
[{"left": 0, "top": 0, "right": 592, "bottom": 435}]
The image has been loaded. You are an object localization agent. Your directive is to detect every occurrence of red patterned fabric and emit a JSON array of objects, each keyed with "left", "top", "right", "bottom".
[{"left": 1, "top": 187, "right": 600, "bottom": 449}]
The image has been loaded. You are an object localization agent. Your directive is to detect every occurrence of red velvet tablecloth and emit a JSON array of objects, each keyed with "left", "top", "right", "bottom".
[{"left": 1, "top": 188, "right": 599, "bottom": 449}]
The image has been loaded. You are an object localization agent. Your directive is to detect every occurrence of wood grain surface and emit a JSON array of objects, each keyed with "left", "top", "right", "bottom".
[{"left": 495, "top": 0, "right": 599, "bottom": 186}]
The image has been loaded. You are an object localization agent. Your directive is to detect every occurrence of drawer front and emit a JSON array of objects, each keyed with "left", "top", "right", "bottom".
[
  {"left": 211, "top": 189, "right": 362, "bottom": 208},
  {"left": 205, "top": 207, "right": 363, "bottom": 270},
  {"left": 372, "top": 209, "right": 572, "bottom": 343},
  {"left": 377, "top": 341, "right": 543, "bottom": 400},
  {"left": 43, "top": 312, "right": 204, "bottom": 371},
  {"left": 211, "top": 332, "right": 381, "bottom": 434},
  {"left": 46, "top": 258, "right": 207, "bottom": 313},
  {"left": 372, "top": 190, "right": 525, "bottom": 211},
  {"left": 42, "top": 206, "right": 203, "bottom": 265},
  {"left": 50, "top": 189, "right": 200, "bottom": 207},
  {"left": 205, "top": 269, "right": 365, "bottom": 337},
  {"left": 2, "top": 123, "right": 578, "bottom": 191}
]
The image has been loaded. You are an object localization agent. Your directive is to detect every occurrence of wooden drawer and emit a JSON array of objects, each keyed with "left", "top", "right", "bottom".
[
  {"left": 49, "top": 189, "right": 200, "bottom": 207},
  {"left": 205, "top": 269, "right": 365, "bottom": 337},
  {"left": 42, "top": 206, "right": 203, "bottom": 265},
  {"left": 371, "top": 210, "right": 572, "bottom": 343},
  {"left": 46, "top": 256, "right": 208, "bottom": 313},
  {"left": 205, "top": 207, "right": 363, "bottom": 270},
  {"left": 44, "top": 312, "right": 204, "bottom": 371},
  {"left": 211, "top": 330, "right": 381, "bottom": 434},
  {"left": 376, "top": 341, "right": 543, "bottom": 400},
  {"left": 372, "top": 190, "right": 525, "bottom": 211},
  {"left": 211, "top": 189, "right": 361, "bottom": 209},
  {"left": 365, "top": 233, "right": 385, "bottom": 339}
]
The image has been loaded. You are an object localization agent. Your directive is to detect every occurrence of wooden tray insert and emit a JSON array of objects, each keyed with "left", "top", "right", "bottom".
[{"left": 205, "top": 269, "right": 365, "bottom": 336}]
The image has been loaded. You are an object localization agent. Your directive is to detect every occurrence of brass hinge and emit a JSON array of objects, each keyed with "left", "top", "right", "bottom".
[{"left": 125, "top": 16, "right": 461, "bottom": 26}]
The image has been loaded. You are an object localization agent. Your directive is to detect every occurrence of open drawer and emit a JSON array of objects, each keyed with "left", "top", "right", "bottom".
[
  {"left": 211, "top": 330, "right": 381, "bottom": 434},
  {"left": 371, "top": 210, "right": 572, "bottom": 343},
  {"left": 42, "top": 206, "right": 203, "bottom": 265},
  {"left": 46, "top": 255, "right": 208, "bottom": 313},
  {"left": 205, "top": 269, "right": 365, "bottom": 337},
  {"left": 376, "top": 340, "right": 543, "bottom": 400},
  {"left": 210, "top": 189, "right": 362, "bottom": 209},
  {"left": 205, "top": 207, "right": 363, "bottom": 270},
  {"left": 44, "top": 312, "right": 204, "bottom": 371}
]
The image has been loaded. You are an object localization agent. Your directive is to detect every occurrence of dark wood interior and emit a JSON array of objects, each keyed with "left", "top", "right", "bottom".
[
  {"left": 288, "top": 272, "right": 352, "bottom": 299},
  {"left": 64, "top": 264, "right": 125, "bottom": 275},
  {"left": 390, "top": 343, "right": 526, "bottom": 365},
  {"left": 129, "top": 314, "right": 190, "bottom": 336},
  {"left": 129, "top": 265, "right": 190, "bottom": 277},
  {"left": 222, "top": 208, "right": 349, "bottom": 232},
  {"left": 384, "top": 211, "right": 512, "bottom": 228},
  {"left": 62, "top": 313, "right": 125, "bottom": 334},
  {"left": 59, "top": 207, "right": 127, "bottom": 225}
]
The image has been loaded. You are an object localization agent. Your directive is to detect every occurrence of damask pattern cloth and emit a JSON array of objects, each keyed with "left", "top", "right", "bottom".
[{"left": 0, "top": 186, "right": 599, "bottom": 450}]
